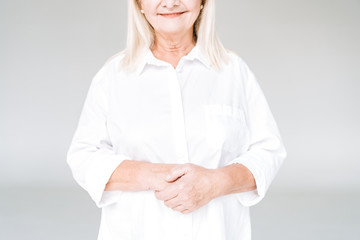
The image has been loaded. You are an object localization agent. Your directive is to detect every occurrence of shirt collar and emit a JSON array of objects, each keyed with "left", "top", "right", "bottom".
[{"left": 135, "top": 44, "right": 211, "bottom": 76}]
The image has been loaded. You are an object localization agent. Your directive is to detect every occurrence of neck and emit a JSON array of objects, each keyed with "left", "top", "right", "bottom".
[{"left": 151, "top": 29, "right": 196, "bottom": 57}]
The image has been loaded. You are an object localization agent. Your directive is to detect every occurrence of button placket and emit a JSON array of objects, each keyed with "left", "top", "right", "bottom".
[
  {"left": 168, "top": 67, "right": 190, "bottom": 164},
  {"left": 168, "top": 65, "right": 193, "bottom": 240}
]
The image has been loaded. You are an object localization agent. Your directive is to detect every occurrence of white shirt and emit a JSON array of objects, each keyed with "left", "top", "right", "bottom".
[{"left": 67, "top": 45, "right": 286, "bottom": 240}]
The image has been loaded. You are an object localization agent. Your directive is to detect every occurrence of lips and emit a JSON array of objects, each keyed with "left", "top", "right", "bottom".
[{"left": 159, "top": 11, "right": 185, "bottom": 17}]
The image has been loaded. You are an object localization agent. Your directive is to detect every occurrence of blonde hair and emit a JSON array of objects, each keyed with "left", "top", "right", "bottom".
[{"left": 120, "top": 0, "right": 229, "bottom": 72}]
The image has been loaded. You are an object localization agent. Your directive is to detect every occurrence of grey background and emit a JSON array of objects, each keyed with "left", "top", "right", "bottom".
[{"left": 1, "top": 0, "right": 359, "bottom": 239}]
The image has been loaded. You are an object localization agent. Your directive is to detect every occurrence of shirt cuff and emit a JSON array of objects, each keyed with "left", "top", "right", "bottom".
[{"left": 85, "top": 150, "right": 130, "bottom": 208}]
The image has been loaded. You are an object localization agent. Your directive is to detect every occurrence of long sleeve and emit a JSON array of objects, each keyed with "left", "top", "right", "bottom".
[
  {"left": 66, "top": 64, "right": 129, "bottom": 208},
  {"left": 227, "top": 60, "right": 287, "bottom": 207}
]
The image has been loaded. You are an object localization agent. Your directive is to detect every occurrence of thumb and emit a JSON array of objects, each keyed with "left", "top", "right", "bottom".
[{"left": 166, "top": 166, "right": 187, "bottom": 182}]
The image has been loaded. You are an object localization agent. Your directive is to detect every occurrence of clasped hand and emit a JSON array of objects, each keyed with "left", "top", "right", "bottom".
[{"left": 153, "top": 163, "right": 219, "bottom": 214}]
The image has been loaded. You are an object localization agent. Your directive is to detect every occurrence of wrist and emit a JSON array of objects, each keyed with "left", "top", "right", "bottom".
[
  {"left": 142, "top": 163, "right": 176, "bottom": 191},
  {"left": 139, "top": 162, "right": 156, "bottom": 190},
  {"left": 218, "top": 163, "right": 257, "bottom": 195},
  {"left": 212, "top": 168, "right": 231, "bottom": 199}
]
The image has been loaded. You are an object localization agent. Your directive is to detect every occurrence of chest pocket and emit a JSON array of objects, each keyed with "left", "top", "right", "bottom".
[{"left": 203, "top": 104, "right": 248, "bottom": 154}]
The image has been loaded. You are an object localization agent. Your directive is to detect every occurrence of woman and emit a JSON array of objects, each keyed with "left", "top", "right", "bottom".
[{"left": 67, "top": 0, "right": 286, "bottom": 239}]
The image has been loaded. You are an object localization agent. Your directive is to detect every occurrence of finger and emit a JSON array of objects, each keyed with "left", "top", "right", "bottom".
[
  {"left": 172, "top": 204, "right": 187, "bottom": 213},
  {"left": 181, "top": 209, "right": 191, "bottom": 214},
  {"left": 164, "top": 195, "right": 180, "bottom": 208},
  {"left": 166, "top": 166, "right": 187, "bottom": 182},
  {"left": 154, "top": 185, "right": 179, "bottom": 201},
  {"left": 154, "top": 190, "right": 168, "bottom": 200}
]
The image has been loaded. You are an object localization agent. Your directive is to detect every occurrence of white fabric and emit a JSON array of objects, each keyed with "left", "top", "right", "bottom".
[{"left": 67, "top": 45, "right": 287, "bottom": 240}]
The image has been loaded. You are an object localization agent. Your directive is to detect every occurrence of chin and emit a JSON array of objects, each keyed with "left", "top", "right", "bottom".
[
  {"left": 158, "top": 23, "right": 190, "bottom": 34},
  {"left": 158, "top": 28, "right": 186, "bottom": 35}
]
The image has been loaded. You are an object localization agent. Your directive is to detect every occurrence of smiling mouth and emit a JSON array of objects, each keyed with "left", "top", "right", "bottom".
[{"left": 159, "top": 12, "right": 186, "bottom": 17}]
